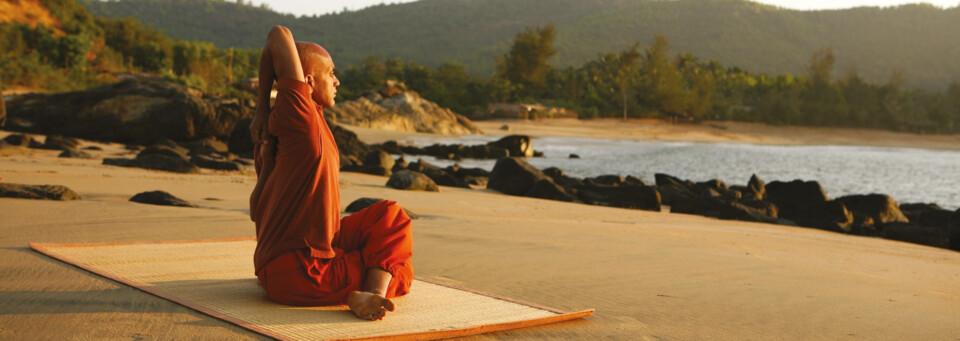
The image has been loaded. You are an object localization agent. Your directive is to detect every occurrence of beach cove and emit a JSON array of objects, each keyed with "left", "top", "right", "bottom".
[{"left": 1, "top": 121, "right": 959, "bottom": 339}]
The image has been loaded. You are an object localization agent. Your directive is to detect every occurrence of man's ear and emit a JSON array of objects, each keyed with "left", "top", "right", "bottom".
[{"left": 304, "top": 74, "right": 315, "bottom": 88}]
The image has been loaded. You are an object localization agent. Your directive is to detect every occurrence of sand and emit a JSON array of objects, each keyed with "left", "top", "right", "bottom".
[{"left": 1, "top": 126, "right": 959, "bottom": 340}]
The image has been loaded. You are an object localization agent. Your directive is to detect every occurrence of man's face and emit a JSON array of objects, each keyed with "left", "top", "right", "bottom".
[{"left": 309, "top": 57, "right": 339, "bottom": 108}]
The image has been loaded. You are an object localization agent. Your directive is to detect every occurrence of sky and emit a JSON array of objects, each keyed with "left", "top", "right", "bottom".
[{"left": 245, "top": 0, "right": 959, "bottom": 17}]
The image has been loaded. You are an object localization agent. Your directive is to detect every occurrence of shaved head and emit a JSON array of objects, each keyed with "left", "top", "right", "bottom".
[{"left": 296, "top": 42, "right": 332, "bottom": 77}]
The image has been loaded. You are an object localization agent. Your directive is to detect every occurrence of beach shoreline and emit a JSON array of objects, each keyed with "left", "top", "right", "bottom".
[{"left": 1, "top": 128, "right": 959, "bottom": 340}]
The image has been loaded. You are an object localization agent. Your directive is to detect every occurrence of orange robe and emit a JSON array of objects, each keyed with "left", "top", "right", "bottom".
[{"left": 252, "top": 78, "right": 413, "bottom": 305}]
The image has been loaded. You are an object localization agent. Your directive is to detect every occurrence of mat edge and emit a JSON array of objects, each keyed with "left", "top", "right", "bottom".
[{"left": 333, "top": 309, "right": 595, "bottom": 341}]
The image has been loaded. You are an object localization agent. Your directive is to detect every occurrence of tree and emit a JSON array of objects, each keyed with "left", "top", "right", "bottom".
[
  {"left": 500, "top": 23, "right": 557, "bottom": 98},
  {"left": 639, "top": 35, "right": 685, "bottom": 120},
  {"left": 614, "top": 43, "right": 642, "bottom": 120}
]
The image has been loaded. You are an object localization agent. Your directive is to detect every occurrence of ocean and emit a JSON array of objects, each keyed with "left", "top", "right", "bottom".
[{"left": 399, "top": 135, "right": 960, "bottom": 210}]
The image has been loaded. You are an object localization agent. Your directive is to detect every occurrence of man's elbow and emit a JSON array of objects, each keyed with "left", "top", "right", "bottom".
[{"left": 267, "top": 25, "right": 293, "bottom": 43}]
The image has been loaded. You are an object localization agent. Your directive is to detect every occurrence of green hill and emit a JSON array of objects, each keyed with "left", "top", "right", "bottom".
[{"left": 79, "top": 0, "right": 960, "bottom": 89}]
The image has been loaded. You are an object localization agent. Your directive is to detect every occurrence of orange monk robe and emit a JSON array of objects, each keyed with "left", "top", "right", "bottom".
[{"left": 252, "top": 78, "right": 413, "bottom": 305}]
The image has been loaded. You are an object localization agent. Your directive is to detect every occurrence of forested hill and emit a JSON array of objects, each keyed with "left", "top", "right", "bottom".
[{"left": 80, "top": 0, "right": 960, "bottom": 89}]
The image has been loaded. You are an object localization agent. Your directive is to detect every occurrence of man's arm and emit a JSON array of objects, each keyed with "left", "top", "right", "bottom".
[{"left": 250, "top": 25, "right": 305, "bottom": 144}]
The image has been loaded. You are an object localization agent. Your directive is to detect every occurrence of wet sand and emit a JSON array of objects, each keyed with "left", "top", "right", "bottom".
[{"left": 1, "top": 131, "right": 958, "bottom": 340}]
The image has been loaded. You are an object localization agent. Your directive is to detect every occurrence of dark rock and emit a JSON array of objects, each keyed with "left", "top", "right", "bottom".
[
  {"left": 569, "top": 153, "right": 580, "bottom": 159},
  {"left": 533, "top": 151, "right": 544, "bottom": 157},
  {"left": 6, "top": 78, "right": 250, "bottom": 144},
  {"left": 748, "top": 174, "right": 766, "bottom": 199},
  {"left": 624, "top": 176, "right": 645, "bottom": 186},
  {"left": 228, "top": 117, "right": 254, "bottom": 155},
  {"left": 232, "top": 158, "right": 253, "bottom": 166},
  {"left": 82, "top": 146, "right": 103, "bottom": 151},
  {"left": 741, "top": 199, "right": 779, "bottom": 218},
  {"left": 500, "top": 124, "right": 510, "bottom": 131},
  {"left": 183, "top": 138, "right": 229, "bottom": 156},
  {"left": 452, "top": 166, "right": 490, "bottom": 178},
  {"left": 672, "top": 196, "right": 779, "bottom": 224},
  {"left": 487, "top": 157, "right": 550, "bottom": 196},
  {"left": 104, "top": 154, "right": 200, "bottom": 173},
  {"left": 191, "top": 154, "right": 243, "bottom": 171},
  {"left": 130, "top": 190, "right": 197, "bottom": 207},
  {"left": 899, "top": 203, "right": 952, "bottom": 228},
  {"left": 577, "top": 183, "right": 661, "bottom": 211},
  {"left": 835, "top": 194, "right": 909, "bottom": 228},
  {"left": 139, "top": 144, "right": 189, "bottom": 160},
  {"left": 880, "top": 222, "right": 950, "bottom": 248},
  {"left": 526, "top": 178, "right": 577, "bottom": 202},
  {"left": 374, "top": 141, "right": 404, "bottom": 155},
  {"left": 344, "top": 197, "right": 419, "bottom": 219},
  {"left": 657, "top": 182, "right": 697, "bottom": 206},
  {"left": 794, "top": 201, "right": 854, "bottom": 233},
  {"left": 0, "top": 183, "right": 81, "bottom": 200},
  {"left": 591, "top": 175, "right": 625, "bottom": 186},
  {"left": 2, "top": 134, "right": 36, "bottom": 147},
  {"left": 765, "top": 180, "right": 829, "bottom": 220},
  {"left": 386, "top": 170, "right": 439, "bottom": 192},
  {"left": 330, "top": 123, "right": 370, "bottom": 170},
  {"left": 487, "top": 135, "right": 534, "bottom": 158},
  {"left": 463, "top": 176, "right": 489, "bottom": 188},
  {"left": 392, "top": 156, "right": 408, "bottom": 173},
  {"left": 40, "top": 135, "right": 80, "bottom": 151},
  {"left": 655, "top": 173, "right": 692, "bottom": 188},
  {"left": 361, "top": 150, "right": 396, "bottom": 176},
  {"left": 407, "top": 159, "right": 464, "bottom": 187},
  {"left": 58, "top": 150, "right": 93, "bottom": 159}
]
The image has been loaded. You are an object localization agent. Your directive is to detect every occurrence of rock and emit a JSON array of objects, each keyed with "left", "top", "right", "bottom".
[
  {"left": 191, "top": 154, "right": 243, "bottom": 171},
  {"left": 183, "top": 138, "right": 229, "bottom": 156},
  {"left": 129, "top": 190, "right": 197, "bottom": 207},
  {"left": 6, "top": 78, "right": 250, "bottom": 144},
  {"left": 58, "top": 150, "right": 93, "bottom": 159},
  {"left": 325, "top": 81, "right": 481, "bottom": 135},
  {"left": 569, "top": 153, "right": 580, "bottom": 159},
  {"left": 139, "top": 144, "right": 190, "bottom": 160},
  {"left": 488, "top": 135, "right": 534, "bottom": 158},
  {"left": 344, "top": 197, "right": 419, "bottom": 219},
  {"left": 500, "top": 124, "right": 510, "bottom": 131},
  {"left": 463, "top": 176, "right": 489, "bottom": 188},
  {"left": 104, "top": 154, "right": 200, "bottom": 173},
  {"left": 577, "top": 183, "right": 661, "bottom": 211},
  {"left": 2, "top": 134, "right": 37, "bottom": 147},
  {"left": 228, "top": 117, "right": 254, "bottom": 155},
  {"left": 657, "top": 182, "right": 697, "bottom": 207},
  {"left": 590, "top": 175, "right": 624, "bottom": 186},
  {"left": 835, "top": 194, "right": 909, "bottom": 228},
  {"left": 694, "top": 179, "right": 728, "bottom": 194},
  {"left": 900, "top": 203, "right": 953, "bottom": 229},
  {"left": 953, "top": 209, "right": 960, "bottom": 251},
  {"left": 330, "top": 123, "right": 371, "bottom": 170},
  {"left": 880, "top": 222, "right": 950, "bottom": 248},
  {"left": 487, "top": 157, "right": 550, "bottom": 196},
  {"left": 794, "top": 201, "right": 855, "bottom": 233},
  {"left": 0, "top": 183, "right": 81, "bottom": 200},
  {"left": 624, "top": 176, "right": 645, "bottom": 186},
  {"left": 672, "top": 196, "right": 779, "bottom": 224},
  {"left": 374, "top": 141, "right": 404, "bottom": 155},
  {"left": 40, "top": 135, "right": 80, "bottom": 151},
  {"left": 386, "top": 170, "right": 439, "bottom": 192},
  {"left": 361, "top": 150, "right": 395, "bottom": 176},
  {"left": 748, "top": 174, "right": 766, "bottom": 199},
  {"left": 82, "top": 146, "right": 103, "bottom": 151},
  {"left": 765, "top": 180, "right": 829, "bottom": 220},
  {"left": 526, "top": 178, "right": 577, "bottom": 202}
]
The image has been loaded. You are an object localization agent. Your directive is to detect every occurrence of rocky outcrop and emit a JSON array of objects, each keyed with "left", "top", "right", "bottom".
[
  {"left": 0, "top": 183, "right": 81, "bottom": 200},
  {"left": 129, "top": 191, "right": 197, "bottom": 207},
  {"left": 487, "top": 157, "right": 551, "bottom": 196},
  {"left": 384, "top": 135, "right": 538, "bottom": 161},
  {"left": 5, "top": 77, "right": 251, "bottom": 145},
  {"left": 103, "top": 138, "right": 246, "bottom": 173},
  {"left": 324, "top": 81, "right": 481, "bottom": 135},
  {"left": 386, "top": 170, "right": 439, "bottom": 192}
]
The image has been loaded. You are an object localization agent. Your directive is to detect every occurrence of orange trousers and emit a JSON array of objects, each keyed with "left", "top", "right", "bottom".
[{"left": 257, "top": 200, "right": 413, "bottom": 306}]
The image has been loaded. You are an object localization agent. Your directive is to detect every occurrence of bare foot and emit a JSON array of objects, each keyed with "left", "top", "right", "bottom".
[{"left": 347, "top": 290, "right": 395, "bottom": 321}]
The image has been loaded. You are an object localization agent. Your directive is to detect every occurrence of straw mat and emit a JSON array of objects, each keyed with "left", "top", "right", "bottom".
[{"left": 30, "top": 238, "right": 593, "bottom": 340}]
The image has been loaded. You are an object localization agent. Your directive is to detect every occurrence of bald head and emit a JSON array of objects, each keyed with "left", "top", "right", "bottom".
[{"left": 296, "top": 42, "right": 332, "bottom": 77}]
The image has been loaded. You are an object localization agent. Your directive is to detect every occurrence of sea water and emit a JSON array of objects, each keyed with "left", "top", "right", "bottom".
[{"left": 399, "top": 135, "right": 960, "bottom": 210}]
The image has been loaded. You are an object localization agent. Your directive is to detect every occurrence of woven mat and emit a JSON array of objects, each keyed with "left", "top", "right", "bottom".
[{"left": 30, "top": 238, "right": 592, "bottom": 340}]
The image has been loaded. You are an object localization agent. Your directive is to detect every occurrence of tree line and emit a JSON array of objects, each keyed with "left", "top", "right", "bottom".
[{"left": 336, "top": 24, "right": 960, "bottom": 134}]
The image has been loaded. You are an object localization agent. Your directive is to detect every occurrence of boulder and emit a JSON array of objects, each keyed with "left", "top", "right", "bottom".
[
  {"left": 40, "top": 135, "right": 80, "bottom": 151},
  {"left": 794, "top": 201, "right": 855, "bottom": 233},
  {"left": 386, "top": 170, "right": 439, "bottom": 192},
  {"left": 344, "top": 197, "right": 419, "bottom": 219},
  {"left": 183, "top": 138, "right": 229, "bottom": 156},
  {"left": 104, "top": 154, "right": 200, "bottom": 173},
  {"left": 139, "top": 144, "right": 190, "bottom": 160},
  {"left": 487, "top": 135, "right": 534, "bottom": 158},
  {"left": 835, "top": 194, "right": 909, "bottom": 228},
  {"left": 880, "top": 222, "right": 950, "bottom": 249},
  {"left": 5, "top": 78, "right": 251, "bottom": 144},
  {"left": 0, "top": 183, "right": 81, "bottom": 200},
  {"left": 2, "top": 134, "right": 37, "bottom": 147},
  {"left": 361, "top": 150, "right": 395, "bottom": 176},
  {"left": 130, "top": 190, "right": 197, "bottom": 207},
  {"left": 58, "top": 150, "right": 93, "bottom": 159},
  {"left": 191, "top": 154, "right": 243, "bottom": 171},
  {"left": 590, "top": 175, "right": 625, "bottom": 186},
  {"left": 228, "top": 117, "right": 254, "bottom": 155},
  {"left": 672, "top": 196, "right": 779, "bottom": 224},
  {"left": 765, "top": 180, "right": 829, "bottom": 220},
  {"left": 487, "top": 157, "right": 550, "bottom": 196},
  {"left": 577, "top": 183, "right": 661, "bottom": 211},
  {"left": 325, "top": 82, "right": 481, "bottom": 135},
  {"left": 899, "top": 203, "right": 952, "bottom": 229},
  {"left": 748, "top": 174, "right": 766, "bottom": 200},
  {"left": 569, "top": 153, "right": 580, "bottom": 159},
  {"left": 526, "top": 178, "right": 577, "bottom": 202},
  {"left": 330, "top": 123, "right": 370, "bottom": 169},
  {"left": 657, "top": 182, "right": 697, "bottom": 206}
]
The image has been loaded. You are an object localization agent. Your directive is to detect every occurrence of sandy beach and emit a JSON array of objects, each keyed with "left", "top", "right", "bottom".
[{"left": 1, "top": 124, "right": 959, "bottom": 340}]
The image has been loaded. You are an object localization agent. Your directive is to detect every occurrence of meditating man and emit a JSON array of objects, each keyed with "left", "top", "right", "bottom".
[{"left": 248, "top": 25, "right": 413, "bottom": 321}]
